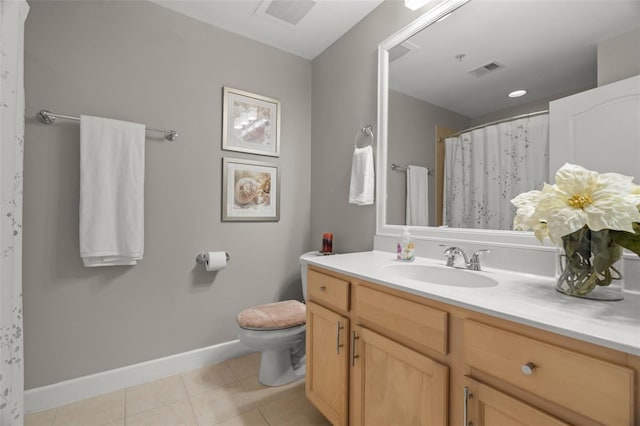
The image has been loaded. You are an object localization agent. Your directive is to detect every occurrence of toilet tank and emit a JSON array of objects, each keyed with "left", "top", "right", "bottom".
[{"left": 299, "top": 251, "right": 319, "bottom": 302}]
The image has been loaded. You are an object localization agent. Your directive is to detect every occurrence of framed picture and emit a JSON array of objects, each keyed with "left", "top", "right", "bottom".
[
  {"left": 222, "top": 87, "right": 281, "bottom": 157},
  {"left": 222, "top": 157, "right": 280, "bottom": 222}
]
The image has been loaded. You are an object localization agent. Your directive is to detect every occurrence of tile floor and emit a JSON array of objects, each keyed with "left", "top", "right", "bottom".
[{"left": 25, "top": 353, "right": 330, "bottom": 426}]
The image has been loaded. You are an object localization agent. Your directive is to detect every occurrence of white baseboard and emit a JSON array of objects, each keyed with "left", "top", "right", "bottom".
[{"left": 25, "top": 339, "right": 253, "bottom": 414}]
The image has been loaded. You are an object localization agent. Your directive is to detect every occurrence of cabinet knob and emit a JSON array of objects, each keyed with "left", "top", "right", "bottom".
[
  {"left": 319, "top": 286, "right": 326, "bottom": 292},
  {"left": 521, "top": 362, "right": 536, "bottom": 376}
]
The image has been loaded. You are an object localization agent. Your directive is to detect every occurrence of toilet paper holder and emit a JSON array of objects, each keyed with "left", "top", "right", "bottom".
[{"left": 195, "top": 252, "right": 230, "bottom": 265}]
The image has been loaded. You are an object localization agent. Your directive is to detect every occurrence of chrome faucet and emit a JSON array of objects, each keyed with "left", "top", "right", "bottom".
[
  {"left": 443, "top": 247, "right": 468, "bottom": 268},
  {"left": 468, "top": 249, "right": 490, "bottom": 271},
  {"left": 443, "top": 247, "right": 491, "bottom": 271}
]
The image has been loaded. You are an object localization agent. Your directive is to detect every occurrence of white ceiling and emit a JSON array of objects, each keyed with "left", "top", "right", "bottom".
[
  {"left": 149, "top": 0, "right": 384, "bottom": 60},
  {"left": 389, "top": 0, "right": 640, "bottom": 118}
]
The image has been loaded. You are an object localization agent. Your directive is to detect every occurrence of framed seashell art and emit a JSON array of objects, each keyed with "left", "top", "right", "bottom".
[
  {"left": 222, "top": 87, "right": 281, "bottom": 157},
  {"left": 222, "top": 157, "right": 280, "bottom": 222}
]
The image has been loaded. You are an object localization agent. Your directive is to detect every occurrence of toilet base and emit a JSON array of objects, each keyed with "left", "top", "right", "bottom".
[{"left": 259, "top": 348, "right": 306, "bottom": 387}]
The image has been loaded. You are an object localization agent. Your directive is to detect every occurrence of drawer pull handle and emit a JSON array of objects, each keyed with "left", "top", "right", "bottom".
[
  {"left": 521, "top": 362, "right": 536, "bottom": 376},
  {"left": 336, "top": 322, "right": 344, "bottom": 354},
  {"left": 319, "top": 286, "right": 326, "bottom": 292},
  {"left": 351, "top": 331, "right": 360, "bottom": 366},
  {"left": 463, "top": 386, "right": 473, "bottom": 426}
]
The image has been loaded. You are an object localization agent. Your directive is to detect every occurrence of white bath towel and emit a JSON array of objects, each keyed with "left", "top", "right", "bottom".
[
  {"left": 349, "top": 145, "right": 375, "bottom": 205},
  {"left": 406, "top": 165, "right": 429, "bottom": 226},
  {"left": 80, "top": 115, "right": 145, "bottom": 267}
]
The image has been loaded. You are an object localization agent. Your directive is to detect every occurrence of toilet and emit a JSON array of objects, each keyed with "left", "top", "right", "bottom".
[{"left": 236, "top": 252, "right": 316, "bottom": 386}]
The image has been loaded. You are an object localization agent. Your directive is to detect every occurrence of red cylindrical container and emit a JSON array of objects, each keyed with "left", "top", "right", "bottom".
[{"left": 322, "top": 233, "right": 333, "bottom": 253}]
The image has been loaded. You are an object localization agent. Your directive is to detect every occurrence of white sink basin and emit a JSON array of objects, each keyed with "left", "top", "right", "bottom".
[{"left": 383, "top": 263, "right": 499, "bottom": 288}]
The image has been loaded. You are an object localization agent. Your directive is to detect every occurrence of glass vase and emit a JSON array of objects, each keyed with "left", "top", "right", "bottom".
[{"left": 555, "top": 228, "right": 624, "bottom": 301}]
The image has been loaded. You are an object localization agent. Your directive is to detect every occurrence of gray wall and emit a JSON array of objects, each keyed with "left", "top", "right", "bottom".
[
  {"left": 310, "top": 0, "right": 424, "bottom": 253},
  {"left": 598, "top": 29, "right": 640, "bottom": 86},
  {"left": 24, "top": 1, "right": 311, "bottom": 389},
  {"left": 387, "top": 91, "right": 469, "bottom": 226}
]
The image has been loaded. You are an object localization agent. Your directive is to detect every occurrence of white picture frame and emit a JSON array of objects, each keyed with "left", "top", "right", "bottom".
[{"left": 222, "top": 87, "right": 281, "bottom": 157}]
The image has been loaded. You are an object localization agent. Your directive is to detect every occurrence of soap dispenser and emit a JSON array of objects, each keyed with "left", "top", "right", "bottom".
[{"left": 397, "top": 227, "right": 415, "bottom": 261}]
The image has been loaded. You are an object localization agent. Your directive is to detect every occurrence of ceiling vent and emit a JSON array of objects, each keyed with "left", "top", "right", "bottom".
[
  {"left": 255, "top": 0, "right": 317, "bottom": 29},
  {"left": 389, "top": 40, "right": 421, "bottom": 64},
  {"left": 468, "top": 61, "right": 505, "bottom": 77}
]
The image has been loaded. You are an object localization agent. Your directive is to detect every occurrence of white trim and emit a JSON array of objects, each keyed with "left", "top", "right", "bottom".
[
  {"left": 376, "top": 0, "right": 551, "bottom": 249},
  {"left": 25, "top": 339, "right": 252, "bottom": 414},
  {"left": 376, "top": 0, "right": 470, "bottom": 238}
]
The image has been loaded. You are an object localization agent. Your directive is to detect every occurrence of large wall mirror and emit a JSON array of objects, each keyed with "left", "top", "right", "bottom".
[{"left": 376, "top": 0, "right": 640, "bottom": 245}]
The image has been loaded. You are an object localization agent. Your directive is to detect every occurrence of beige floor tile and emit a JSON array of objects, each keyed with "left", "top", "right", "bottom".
[
  {"left": 259, "top": 391, "right": 330, "bottom": 426},
  {"left": 125, "top": 400, "right": 196, "bottom": 426},
  {"left": 213, "top": 409, "right": 268, "bottom": 426},
  {"left": 52, "top": 390, "right": 124, "bottom": 426},
  {"left": 226, "top": 352, "right": 260, "bottom": 380},
  {"left": 239, "top": 375, "right": 304, "bottom": 407},
  {"left": 24, "top": 408, "right": 57, "bottom": 426},
  {"left": 125, "top": 374, "right": 188, "bottom": 416},
  {"left": 189, "top": 382, "right": 257, "bottom": 426},
  {"left": 181, "top": 362, "right": 238, "bottom": 396}
]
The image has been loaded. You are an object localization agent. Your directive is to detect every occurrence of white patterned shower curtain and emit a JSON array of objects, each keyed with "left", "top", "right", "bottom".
[
  {"left": 443, "top": 114, "right": 549, "bottom": 230},
  {"left": 0, "top": 0, "right": 29, "bottom": 423}
]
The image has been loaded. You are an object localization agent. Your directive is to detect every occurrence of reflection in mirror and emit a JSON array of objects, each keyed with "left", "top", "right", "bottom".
[{"left": 385, "top": 0, "right": 639, "bottom": 231}]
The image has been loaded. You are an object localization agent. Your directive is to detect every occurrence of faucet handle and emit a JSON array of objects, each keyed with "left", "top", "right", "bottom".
[
  {"left": 469, "top": 249, "right": 491, "bottom": 271},
  {"left": 443, "top": 246, "right": 461, "bottom": 267}
]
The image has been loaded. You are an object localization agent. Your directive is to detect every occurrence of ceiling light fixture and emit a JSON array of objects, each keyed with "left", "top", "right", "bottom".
[
  {"left": 508, "top": 89, "right": 527, "bottom": 98},
  {"left": 405, "top": 0, "right": 439, "bottom": 11}
]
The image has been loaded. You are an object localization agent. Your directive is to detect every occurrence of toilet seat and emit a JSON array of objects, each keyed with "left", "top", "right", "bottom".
[{"left": 237, "top": 300, "right": 306, "bottom": 331}]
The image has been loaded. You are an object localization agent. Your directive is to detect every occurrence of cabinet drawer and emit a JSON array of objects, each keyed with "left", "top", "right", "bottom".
[
  {"left": 307, "top": 269, "right": 350, "bottom": 312},
  {"left": 464, "top": 320, "right": 634, "bottom": 426},
  {"left": 354, "top": 285, "right": 447, "bottom": 356}
]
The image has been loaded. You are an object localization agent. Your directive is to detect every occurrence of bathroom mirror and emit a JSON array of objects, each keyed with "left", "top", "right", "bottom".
[{"left": 376, "top": 0, "right": 640, "bottom": 244}]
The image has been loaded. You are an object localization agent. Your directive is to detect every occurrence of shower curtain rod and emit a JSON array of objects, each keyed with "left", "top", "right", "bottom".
[
  {"left": 36, "top": 110, "right": 179, "bottom": 141},
  {"left": 440, "top": 109, "right": 549, "bottom": 141}
]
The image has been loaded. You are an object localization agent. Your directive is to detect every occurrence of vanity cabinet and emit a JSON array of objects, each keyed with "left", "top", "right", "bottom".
[
  {"left": 464, "top": 320, "right": 634, "bottom": 425},
  {"left": 306, "top": 267, "right": 450, "bottom": 425},
  {"left": 305, "top": 266, "right": 638, "bottom": 425},
  {"left": 463, "top": 377, "right": 569, "bottom": 426},
  {"left": 305, "top": 269, "right": 351, "bottom": 426},
  {"left": 306, "top": 301, "right": 349, "bottom": 426},
  {"left": 350, "top": 324, "right": 448, "bottom": 426}
]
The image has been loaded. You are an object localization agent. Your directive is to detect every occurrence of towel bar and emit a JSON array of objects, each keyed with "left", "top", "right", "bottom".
[
  {"left": 36, "top": 110, "right": 178, "bottom": 141},
  {"left": 391, "top": 163, "right": 434, "bottom": 175}
]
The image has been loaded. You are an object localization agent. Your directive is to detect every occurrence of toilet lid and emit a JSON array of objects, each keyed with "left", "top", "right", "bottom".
[{"left": 237, "top": 300, "right": 306, "bottom": 330}]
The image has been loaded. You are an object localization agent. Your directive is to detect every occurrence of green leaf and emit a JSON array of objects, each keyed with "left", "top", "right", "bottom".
[{"left": 610, "top": 223, "right": 640, "bottom": 257}]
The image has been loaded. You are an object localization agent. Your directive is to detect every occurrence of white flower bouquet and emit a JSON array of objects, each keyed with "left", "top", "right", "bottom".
[{"left": 512, "top": 163, "right": 640, "bottom": 299}]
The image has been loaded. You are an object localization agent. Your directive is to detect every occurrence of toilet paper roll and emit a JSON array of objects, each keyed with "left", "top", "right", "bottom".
[{"left": 205, "top": 251, "right": 227, "bottom": 271}]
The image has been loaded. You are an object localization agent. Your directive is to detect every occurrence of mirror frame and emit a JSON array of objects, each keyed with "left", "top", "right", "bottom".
[{"left": 376, "top": 0, "right": 551, "bottom": 250}]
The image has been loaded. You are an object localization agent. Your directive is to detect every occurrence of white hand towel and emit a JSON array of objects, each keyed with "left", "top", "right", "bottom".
[
  {"left": 349, "top": 145, "right": 375, "bottom": 205},
  {"left": 80, "top": 115, "right": 145, "bottom": 267},
  {"left": 406, "top": 165, "right": 429, "bottom": 226}
]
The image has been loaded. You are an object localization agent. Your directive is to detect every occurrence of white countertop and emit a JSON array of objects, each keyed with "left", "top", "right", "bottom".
[{"left": 304, "top": 251, "right": 640, "bottom": 356}]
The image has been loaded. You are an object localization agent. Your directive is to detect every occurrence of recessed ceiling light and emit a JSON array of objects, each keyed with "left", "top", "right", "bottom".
[{"left": 508, "top": 89, "right": 527, "bottom": 98}]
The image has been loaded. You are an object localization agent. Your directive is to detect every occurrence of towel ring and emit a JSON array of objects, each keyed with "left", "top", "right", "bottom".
[{"left": 354, "top": 125, "right": 374, "bottom": 148}]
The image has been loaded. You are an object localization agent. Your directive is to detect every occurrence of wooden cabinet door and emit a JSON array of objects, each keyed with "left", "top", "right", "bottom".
[
  {"left": 350, "top": 325, "right": 448, "bottom": 426},
  {"left": 305, "top": 301, "right": 349, "bottom": 426},
  {"left": 463, "top": 377, "right": 569, "bottom": 426}
]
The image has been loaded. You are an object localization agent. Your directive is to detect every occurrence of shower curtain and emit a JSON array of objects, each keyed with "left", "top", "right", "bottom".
[
  {"left": 0, "top": 0, "right": 29, "bottom": 423},
  {"left": 443, "top": 114, "right": 549, "bottom": 230}
]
